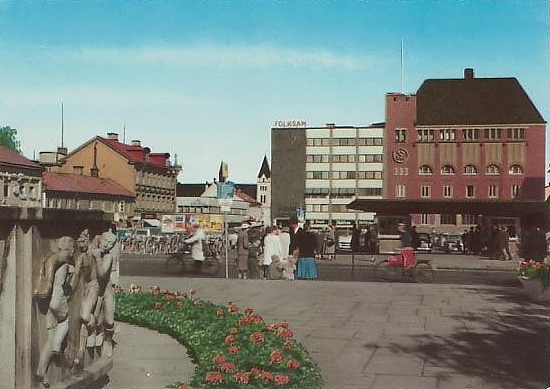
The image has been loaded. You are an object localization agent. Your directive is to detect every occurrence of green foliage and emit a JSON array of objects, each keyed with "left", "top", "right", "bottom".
[
  {"left": 115, "top": 287, "right": 323, "bottom": 389},
  {"left": 518, "top": 260, "right": 550, "bottom": 289},
  {"left": 0, "top": 126, "right": 21, "bottom": 153}
]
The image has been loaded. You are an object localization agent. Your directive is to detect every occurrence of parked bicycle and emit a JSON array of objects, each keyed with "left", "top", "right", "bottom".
[{"left": 375, "top": 247, "right": 434, "bottom": 283}]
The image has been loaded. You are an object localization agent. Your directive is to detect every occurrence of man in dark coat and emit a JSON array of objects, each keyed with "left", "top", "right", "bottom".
[{"left": 350, "top": 222, "right": 361, "bottom": 253}]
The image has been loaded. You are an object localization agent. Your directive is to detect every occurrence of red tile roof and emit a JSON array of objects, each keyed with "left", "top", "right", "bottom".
[
  {"left": 0, "top": 145, "right": 41, "bottom": 169},
  {"left": 98, "top": 137, "right": 169, "bottom": 167},
  {"left": 43, "top": 172, "right": 134, "bottom": 198},
  {"left": 236, "top": 189, "right": 260, "bottom": 205}
]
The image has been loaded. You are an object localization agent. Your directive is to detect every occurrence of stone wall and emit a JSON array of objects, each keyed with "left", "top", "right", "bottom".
[{"left": 0, "top": 207, "right": 116, "bottom": 389}]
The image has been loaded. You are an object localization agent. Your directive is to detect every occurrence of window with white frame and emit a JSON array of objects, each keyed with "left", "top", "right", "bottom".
[
  {"left": 463, "top": 165, "right": 477, "bottom": 175},
  {"left": 488, "top": 185, "right": 498, "bottom": 198},
  {"left": 441, "top": 165, "right": 455, "bottom": 175},
  {"left": 417, "top": 129, "right": 435, "bottom": 142},
  {"left": 420, "top": 214, "right": 429, "bottom": 225},
  {"left": 396, "top": 185, "right": 406, "bottom": 198},
  {"left": 462, "top": 128, "right": 479, "bottom": 140},
  {"left": 509, "top": 165, "right": 523, "bottom": 175},
  {"left": 419, "top": 165, "right": 433, "bottom": 175},
  {"left": 440, "top": 214, "right": 457, "bottom": 225},
  {"left": 462, "top": 214, "right": 479, "bottom": 225},
  {"left": 421, "top": 185, "right": 431, "bottom": 198},
  {"left": 512, "top": 185, "right": 521, "bottom": 198},
  {"left": 486, "top": 165, "right": 500, "bottom": 175},
  {"left": 306, "top": 155, "right": 330, "bottom": 163},
  {"left": 507, "top": 128, "right": 525, "bottom": 140},
  {"left": 443, "top": 185, "right": 453, "bottom": 198},
  {"left": 484, "top": 128, "right": 502, "bottom": 140},
  {"left": 466, "top": 185, "right": 475, "bottom": 198},
  {"left": 395, "top": 129, "right": 407, "bottom": 143},
  {"left": 439, "top": 129, "right": 456, "bottom": 141}
]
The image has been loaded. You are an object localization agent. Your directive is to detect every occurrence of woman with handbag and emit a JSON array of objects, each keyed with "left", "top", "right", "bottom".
[{"left": 324, "top": 225, "right": 336, "bottom": 260}]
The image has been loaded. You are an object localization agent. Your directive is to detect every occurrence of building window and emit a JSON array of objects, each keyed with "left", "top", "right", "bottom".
[
  {"left": 307, "top": 154, "right": 330, "bottom": 163},
  {"left": 508, "top": 128, "right": 525, "bottom": 140},
  {"left": 512, "top": 185, "right": 521, "bottom": 198},
  {"left": 418, "top": 165, "right": 433, "bottom": 175},
  {"left": 395, "top": 129, "right": 407, "bottom": 142},
  {"left": 396, "top": 185, "right": 406, "bottom": 198},
  {"left": 417, "top": 129, "right": 435, "bottom": 142},
  {"left": 466, "top": 185, "right": 475, "bottom": 198},
  {"left": 488, "top": 185, "right": 498, "bottom": 198},
  {"left": 440, "top": 214, "right": 457, "bottom": 225},
  {"left": 463, "top": 165, "right": 478, "bottom": 175},
  {"left": 358, "top": 171, "right": 383, "bottom": 179},
  {"left": 420, "top": 214, "right": 429, "bottom": 225},
  {"left": 462, "top": 128, "right": 480, "bottom": 140},
  {"left": 443, "top": 185, "right": 453, "bottom": 198},
  {"left": 119, "top": 201, "right": 125, "bottom": 213},
  {"left": 307, "top": 138, "right": 330, "bottom": 146},
  {"left": 332, "top": 138, "right": 357, "bottom": 146},
  {"left": 462, "top": 214, "right": 479, "bottom": 225},
  {"left": 439, "top": 129, "right": 456, "bottom": 141},
  {"left": 484, "top": 128, "right": 502, "bottom": 140},
  {"left": 306, "top": 171, "right": 329, "bottom": 179},
  {"left": 356, "top": 188, "right": 382, "bottom": 196},
  {"left": 332, "top": 155, "right": 356, "bottom": 163},
  {"left": 441, "top": 165, "right": 455, "bottom": 175},
  {"left": 358, "top": 154, "right": 383, "bottom": 163},
  {"left": 509, "top": 165, "right": 523, "bottom": 175},
  {"left": 357, "top": 138, "right": 383, "bottom": 146},
  {"left": 3, "top": 182, "right": 8, "bottom": 197},
  {"left": 421, "top": 185, "right": 431, "bottom": 198},
  {"left": 486, "top": 164, "right": 500, "bottom": 175}
]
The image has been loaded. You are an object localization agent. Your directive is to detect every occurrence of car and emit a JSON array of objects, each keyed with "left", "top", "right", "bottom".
[
  {"left": 445, "top": 234, "right": 464, "bottom": 253},
  {"left": 416, "top": 233, "right": 432, "bottom": 253}
]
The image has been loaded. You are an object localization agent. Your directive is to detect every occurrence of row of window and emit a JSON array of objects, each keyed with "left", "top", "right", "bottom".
[
  {"left": 177, "top": 206, "right": 248, "bottom": 216},
  {"left": 419, "top": 164, "right": 523, "bottom": 176},
  {"left": 397, "top": 184, "right": 521, "bottom": 199},
  {"left": 306, "top": 171, "right": 383, "bottom": 180},
  {"left": 306, "top": 154, "right": 383, "bottom": 163},
  {"left": 307, "top": 137, "right": 383, "bottom": 147},
  {"left": 418, "top": 214, "right": 480, "bottom": 225},
  {"left": 304, "top": 187, "right": 382, "bottom": 198},
  {"left": 45, "top": 197, "right": 128, "bottom": 213},
  {"left": 306, "top": 204, "right": 360, "bottom": 213},
  {"left": 396, "top": 128, "right": 526, "bottom": 143}
]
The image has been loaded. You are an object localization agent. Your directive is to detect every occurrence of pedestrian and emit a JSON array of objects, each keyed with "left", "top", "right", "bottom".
[
  {"left": 184, "top": 222, "right": 205, "bottom": 273},
  {"left": 399, "top": 222, "right": 412, "bottom": 248},
  {"left": 467, "top": 227, "right": 475, "bottom": 254},
  {"left": 236, "top": 223, "right": 250, "bottom": 279},
  {"left": 410, "top": 225, "right": 420, "bottom": 250},
  {"left": 279, "top": 226, "right": 291, "bottom": 260},
  {"left": 472, "top": 225, "right": 482, "bottom": 255},
  {"left": 498, "top": 226, "right": 512, "bottom": 260},
  {"left": 461, "top": 229, "right": 469, "bottom": 254},
  {"left": 366, "top": 224, "right": 378, "bottom": 262},
  {"left": 295, "top": 223, "right": 319, "bottom": 280},
  {"left": 324, "top": 224, "right": 336, "bottom": 260},
  {"left": 488, "top": 224, "right": 500, "bottom": 259},
  {"left": 350, "top": 222, "right": 361, "bottom": 254},
  {"left": 247, "top": 239, "right": 261, "bottom": 279},
  {"left": 263, "top": 226, "right": 284, "bottom": 280},
  {"left": 289, "top": 218, "right": 303, "bottom": 257}
]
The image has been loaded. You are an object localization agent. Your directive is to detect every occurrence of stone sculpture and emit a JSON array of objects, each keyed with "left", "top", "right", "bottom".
[{"left": 33, "top": 236, "right": 75, "bottom": 388}]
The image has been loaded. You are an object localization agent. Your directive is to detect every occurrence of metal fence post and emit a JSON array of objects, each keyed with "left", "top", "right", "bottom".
[{"left": 351, "top": 251, "right": 355, "bottom": 281}]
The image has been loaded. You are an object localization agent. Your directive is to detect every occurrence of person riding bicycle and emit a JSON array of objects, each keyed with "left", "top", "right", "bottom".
[
  {"left": 389, "top": 223, "right": 416, "bottom": 268},
  {"left": 184, "top": 222, "right": 205, "bottom": 272}
]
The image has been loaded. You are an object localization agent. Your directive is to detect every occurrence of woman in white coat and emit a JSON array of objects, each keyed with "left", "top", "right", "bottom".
[
  {"left": 184, "top": 223, "right": 205, "bottom": 272},
  {"left": 262, "top": 226, "right": 284, "bottom": 279}
]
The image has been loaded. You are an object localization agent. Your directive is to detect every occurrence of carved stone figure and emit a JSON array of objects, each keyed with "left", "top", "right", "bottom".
[
  {"left": 34, "top": 236, "right": 75, "bottom": 388},
  {"left": 88, "top": 231, "right": 120, "bottom": 358}
]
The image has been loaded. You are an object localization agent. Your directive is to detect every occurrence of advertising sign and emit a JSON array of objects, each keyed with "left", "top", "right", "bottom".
[
  {"left": 161, "top": 214, "right": 186, "bottom": 233},
  {"left": 217, "top": 180, "right": 235, "bottom": 199},
  {"left": 186, "top": 214, "right": 224, "bottom": 233}
]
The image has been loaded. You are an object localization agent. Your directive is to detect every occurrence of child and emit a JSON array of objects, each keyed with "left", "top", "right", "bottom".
[
  {"left": 279, "top": 256, "right": 296, "bottom": 281},
  {"left": 269, "top": 255, "right": 283, "bottom": 280}
]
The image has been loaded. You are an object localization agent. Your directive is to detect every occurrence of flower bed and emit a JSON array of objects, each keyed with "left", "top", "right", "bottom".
[
  {"left": 115, "top": 285, "right": 323, "bottom": 389},
  {"left": 517, "top": 260, "right": 550, "bottom": 289}
]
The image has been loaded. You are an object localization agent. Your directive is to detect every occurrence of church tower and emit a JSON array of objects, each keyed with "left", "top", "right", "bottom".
[{"left": 257, "top": 156, "right": 271, "bottom": 226}]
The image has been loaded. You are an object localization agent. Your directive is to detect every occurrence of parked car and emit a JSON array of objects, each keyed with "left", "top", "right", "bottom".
[
  {"left": 445, "top": 234, "right": 464, "bottom": 253},
  {"left": 416, "top": 233, "right": 432, "bottom": 253}
]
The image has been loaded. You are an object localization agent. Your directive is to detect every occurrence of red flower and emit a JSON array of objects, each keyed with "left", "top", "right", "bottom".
[
  {"left": 279, "top": 329, "right": 293, "bottom": 339},
  {"left": 287, "top": 359, "right": 300, "bottom": 369},
  {"left": 230, "top": 305, "right": 238, "bottom": 313},
  {"left": 129, "top": 283, "right": 142, "bottom": 293},
  {"left": 270, "top": 349, "right": 283, "bottom": 363},
  {"left": 220, "top": 361, "right": 235, "bottom": 373},
  {"left": 205, "top": 371, "right": 223, "bottom": 384},
  {"left": 176, "top": 386, "right": 194, "bottom": 389},
  {"left": 150, "top": 285, "right": 161, "bottom": 295},
  {"left": 250, "top": 366, "right": 262, "bottom": 378},
  {"left": 165, "top": 293, "right": 175, "bottom": 301},
  {"left": 154, "top": 302, "right": 163, "bottom": 309},
  {"left": 229, "top": 327, "right": 239, "bottom": 334},
  {"left": 250, "top": 332, "right": 265, "bottom": 343},
  {"left": 274, "top": 373, "right": 290, "bottom": 386},
  {"left": 262, "top": 370, "right": 274, "bottom": 382},
  {"left": 244, "top": 307, "right": 254, "bottom": 315},
  {"left": 250, "top": 314, "right": 264, "bottom": 324},
  {"left": 228, "top": 346, "right": 239, "bottom": 354},
  {"left": 176, "top": 301, "right": 185, "bottom": 308},
  {"left": 193, "top": 299, "right": 202, "bottom": 307},
  {"left": 238, "top": 316, "right": 250, "bottom": 325},
  {"left": 234, "top": 371, "right": 249, "bottom": 384},
  {"left": 283, "top": 340, "right": 293, "bottom": 350},
  {"left": 216, "top": 308, "right": 225, "bottom": 316},
  {"left": 211, "top": 354, "right": 226, "bottom": 364},
  {"left": 225, "top": 335, "right": 235, "bottom": 344}
]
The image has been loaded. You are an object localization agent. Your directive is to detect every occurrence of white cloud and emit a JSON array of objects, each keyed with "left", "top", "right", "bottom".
[
  {"left": 70, "top": 44, "right": 379, "bottom": 71},
  {"left": 0, "top": 84, "right": 210, "bottom": 108}
]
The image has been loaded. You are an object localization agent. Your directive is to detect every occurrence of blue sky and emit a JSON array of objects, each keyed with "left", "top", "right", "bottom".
[{"left": 0, "top": 0, "right": 548, "bottom": 182}]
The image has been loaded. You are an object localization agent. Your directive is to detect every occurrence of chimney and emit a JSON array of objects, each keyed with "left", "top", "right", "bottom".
[
  {"left": 107, "top": 132, "right": 119, "bottom": 141},
  {"left": 131, "top": 139, "right": 141, "bottom": 147},
  {"left": 326, "top": 123, "right": 335, "bottom": 128},
  {"left": 57, "top": 147, "right": 68, "bottom": 156},
  {"left": 73, "top": 165, "right": 84, "bottom": 175},
  {"left": 464, "top": 68, "right": 474, "bottom": 80}
]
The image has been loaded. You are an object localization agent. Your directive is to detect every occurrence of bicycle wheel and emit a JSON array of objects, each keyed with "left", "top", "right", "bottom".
[
  {"left": 375, "top": 260, "right": 395, "bottom": 282},
  {"left": 165, "top": 256, "right": 184, "bottom": 274},
  {"left": 414, "top": 262, "right": 434, "bottom": 283}
]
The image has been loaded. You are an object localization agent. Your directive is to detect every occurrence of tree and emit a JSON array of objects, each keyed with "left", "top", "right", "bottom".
[{"left": 0, "top": 126, "right": 21, "bottom": 153}]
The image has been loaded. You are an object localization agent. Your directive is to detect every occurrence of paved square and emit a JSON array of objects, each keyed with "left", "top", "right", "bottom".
[{"left": 118, "top": 277, "right": 548, "bottom": 389}]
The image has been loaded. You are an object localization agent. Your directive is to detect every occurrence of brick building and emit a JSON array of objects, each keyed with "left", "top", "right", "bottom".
[
  {"left": 59, "top": 133, "right": 180, "bottom": 221},
  {"left": 0, "top": 146, "right": 43, "bottom": 207},
  {"left": 384, "top": 68, "right": 546, "bottom": 233}
]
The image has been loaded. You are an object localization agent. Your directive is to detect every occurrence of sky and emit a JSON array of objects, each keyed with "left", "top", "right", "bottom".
[{"left": 0, "top": 0, "right": 548, "bottom": 183}]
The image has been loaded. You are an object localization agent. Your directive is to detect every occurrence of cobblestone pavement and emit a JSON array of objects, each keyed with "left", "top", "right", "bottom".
[{"left": 114, "top": 277, "right": 548, "bottom": 389}]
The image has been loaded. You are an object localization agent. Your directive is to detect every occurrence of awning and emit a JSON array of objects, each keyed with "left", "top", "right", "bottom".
[
  {"left": 143, "top": 219, "right": 161, "bottom": 227},
  {"left": 347, "top": 199, "right": 545, "bottom": 217}
]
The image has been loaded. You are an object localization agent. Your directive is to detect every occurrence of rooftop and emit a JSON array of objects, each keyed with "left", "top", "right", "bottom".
[
  {"left": 0, "top": 145, "right": 42, "bottom": 170},
  {"left": 43, "top": 172, "right": 134, "bottom": 198}
]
